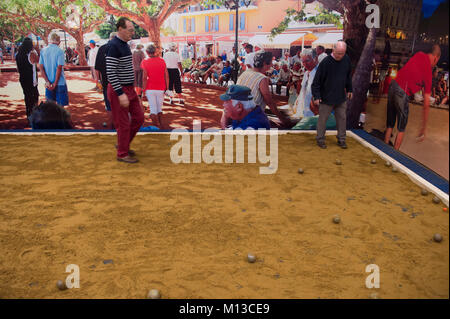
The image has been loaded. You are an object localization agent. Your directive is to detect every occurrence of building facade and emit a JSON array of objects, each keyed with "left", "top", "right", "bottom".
[
  {"left": 377, "top": 0, "right": 423, "bottom": 53},
  {"left": 162, "top": 0, "right": 302, "bottom": 58}
]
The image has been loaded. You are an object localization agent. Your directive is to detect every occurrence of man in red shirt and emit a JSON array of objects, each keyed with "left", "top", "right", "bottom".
[{"left": 384, "top": 45, "right": 441, "bottom": 150}]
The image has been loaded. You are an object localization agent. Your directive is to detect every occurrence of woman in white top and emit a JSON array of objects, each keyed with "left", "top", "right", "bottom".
[{"left": 163, "top": 43, "right": 184, "bottom": 103}]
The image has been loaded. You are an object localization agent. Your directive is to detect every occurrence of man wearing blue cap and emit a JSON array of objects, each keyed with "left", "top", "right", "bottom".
[
  {"left": 88, "top": 39, "right": 99, "bottom": 85},
  {"left": 220, "top": 85, "right": 271, "bottom": 130}
]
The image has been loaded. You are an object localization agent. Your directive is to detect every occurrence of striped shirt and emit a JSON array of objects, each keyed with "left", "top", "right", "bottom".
[
  {"left": 106, "top": 36, "right": 135, "bottom": 96},
  {"left": 237, "top": 69, "right": 267, "bottom": 110}
]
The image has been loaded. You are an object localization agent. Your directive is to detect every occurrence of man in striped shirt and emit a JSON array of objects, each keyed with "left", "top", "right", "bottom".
[{"left": 107, "top": 17, "right": 145, "bottom": 164}]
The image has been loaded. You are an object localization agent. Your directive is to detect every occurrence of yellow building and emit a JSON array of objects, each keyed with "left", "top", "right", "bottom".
[{"left": 162, "top": 0, "right": 303, "bottom": 57}]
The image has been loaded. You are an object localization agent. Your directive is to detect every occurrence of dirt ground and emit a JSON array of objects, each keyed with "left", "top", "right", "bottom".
[
  {"left": 0, "top": 133, "right": 448, "bottom": 299},
  {"left": 0, "top": 69, "right": 287, "bottom": 131},
  {"left": 0, "top": 70, "right": 226, "bottom": 130}
]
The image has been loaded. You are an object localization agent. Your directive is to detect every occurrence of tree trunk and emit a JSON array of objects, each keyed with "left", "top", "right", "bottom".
[
  {"left": 73, "top": 33, "right": 87, "bottom": 66},
  {"left": 342, "top": 0, "right": 371, "bottom": 68},
  {"left": 146, "top": 18, "right": 161, "bottom": 50},
  {"left": 346, "top": 27, "right": 377, "bottom": 129}
]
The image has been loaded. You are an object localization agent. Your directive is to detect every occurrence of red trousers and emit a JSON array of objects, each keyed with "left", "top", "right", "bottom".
[{"left": 107, "top": 84, "right": 145, "bottom": 158}]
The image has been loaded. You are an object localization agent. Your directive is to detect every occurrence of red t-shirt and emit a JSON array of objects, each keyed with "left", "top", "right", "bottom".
[
  {"left": 141, "top": 57, "right": 167, "bottom": 91},
  {"left": 395, "top": 52, "right": 432, "bottom": 96}
]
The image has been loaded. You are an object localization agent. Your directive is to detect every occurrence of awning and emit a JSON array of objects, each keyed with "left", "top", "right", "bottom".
[
  {"left": 248, "top": 33, "right": 306, "bottom": 49},
  {"left": 312, "top": 32, "right": 344, "bottom": 49},
  {"left": 215, "top": 33, "right": 255, "bottom": 42},
  {"left": 291, "top": 33, "right": 318, "bottom": 47}
]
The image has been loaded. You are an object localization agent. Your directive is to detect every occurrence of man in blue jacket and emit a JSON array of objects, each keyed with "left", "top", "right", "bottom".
[{"left": 220, "top": 85, "right": 271, "bottom": 130}]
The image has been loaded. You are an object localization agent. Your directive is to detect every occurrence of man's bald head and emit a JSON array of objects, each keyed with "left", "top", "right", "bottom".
[
  {"left": 332, "top": 40, "right": 347, "bottom": 61},
  {"left": 429, "top": 44, "right": 441, "bottom": 67}
]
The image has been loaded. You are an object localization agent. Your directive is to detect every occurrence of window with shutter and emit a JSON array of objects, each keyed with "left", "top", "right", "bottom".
[
  {"left": 229, "top": 14, "right": 234, "bottom": 31},
  {"left": 239, "top": 13, "right": 245, "bottom": 31},
  {"left": 183, "top": 19, "right": 186, "bottom": 33},
  {"left": 214, "top": 16, "right": 219, "bottom": 31}
]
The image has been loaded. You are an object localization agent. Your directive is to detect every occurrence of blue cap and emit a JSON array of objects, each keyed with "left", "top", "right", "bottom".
[
  {"left": 220, "top": 85, "right": 253, "bottom": 101},
  {"left": 89, "top": 40, "right": 95, "bottom": 44}
]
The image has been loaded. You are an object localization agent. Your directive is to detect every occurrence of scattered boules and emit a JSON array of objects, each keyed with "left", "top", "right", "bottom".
[
  {"left": 385, "top": 161, "right": 391, "bottom": 167},
  {"left": 298, "top": 168, "right": 304, "bottom": 174},
  {"left": 392, "top": 167, "right": 398, "bottom": 173},
  {"left": 247, "top": 253, "right": 256, "bottom": 263},
  {"left": 333, "top": 216, "right": 341, "bottom": 224},
  {"left": 433, "top": 234, "right": 443, "bottom": 243},
  {"left": 147, "top": 289, "right": 161, "bottom": 299},
  {"left": 432, "top": 196, "right": 440, "bottom": 204},
  {"left": 335, "top": 159, "right": 342, "bottom": 165},
  {"left": 421, "top": 189, "right": 428, "bottom": 196},
  {"left": 56, "top": 280, "right": 67, "bottom": 291},
  {"left": 371, "top": 159, "right": 377, "bottom": 164}
]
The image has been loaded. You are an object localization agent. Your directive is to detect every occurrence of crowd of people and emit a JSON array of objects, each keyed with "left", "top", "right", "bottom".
[{"left": 8, "top": 15, "right": 445, "bottom": 164}]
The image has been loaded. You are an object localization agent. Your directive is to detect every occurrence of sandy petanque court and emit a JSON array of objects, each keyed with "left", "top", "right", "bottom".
[{"left": 0, "top": 133, "right": 448, "bottom": 299}]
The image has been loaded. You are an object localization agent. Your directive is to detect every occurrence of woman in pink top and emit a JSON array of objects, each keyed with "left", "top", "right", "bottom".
[{"left": 141, "top": 44, "right": 169, "bottom": 129}]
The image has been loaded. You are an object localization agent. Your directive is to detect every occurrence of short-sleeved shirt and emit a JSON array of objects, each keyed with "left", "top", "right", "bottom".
[
  {"left": 88, "top": 46, "right": 98, "bottom": 67},
  {"left": 245, "top": 52, "right": 255, "bottom": 67},
  {"left": 39, "top": 44, "right": 66, "bottom": 85},
  {"left": 232, "top": 106, "right": 271, "bottom": 130},
  {"left": 237, "top": 69, "right": 268, "bottom": 111},
  {"left": 141, "top": 57, "right": 167, "bottom": 91},
  {"left": 163, "top": 51, "right": 181, "bottom": 69},
  {"left": 395, "top": 52, "right": 432, "bottom": 96},
  {"left": 222, "top": 66, "right": 232, "bottom": 75}
]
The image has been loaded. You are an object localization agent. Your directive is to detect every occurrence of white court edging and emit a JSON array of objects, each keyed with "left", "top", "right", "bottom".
[{"left": 0, "top": 130, "right": 447, "bottom": 206}]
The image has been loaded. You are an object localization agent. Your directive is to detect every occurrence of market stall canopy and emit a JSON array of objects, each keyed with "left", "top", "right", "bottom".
[
  {"left": 291, "top": 33, "right": 318, "bottom": 47},
  {"left": 248, "top": 33, "right": 306, "bottom": 49},
  {"left": 312, "top": 32, "right": 344, "bottom": 49}
]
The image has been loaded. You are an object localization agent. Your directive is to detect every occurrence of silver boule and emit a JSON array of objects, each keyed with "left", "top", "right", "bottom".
[
  {"left": 421, "top": 189, "right": 428, "bottom": 196},
  {"left": 433, "top": 233, "right": 443, "bottom": 243},
  {"left": 147, "top": 289, "right": 161, "bottom": 299},
  {"left": 333, "top": 216, "right": 341, "bottom": 224},
  {"left": 56, "top": 280, "right": 67, "bottom": 291},
  {"left": 247, "top": 253, "right": 256, "bottom": 263},
  {"left": 371, "top": 159, "right": 377, "bottom": 164},
  {"left": 432, "top": 196, "right": 440, "bottom": 204},
  {"left": 385, "top": 161, "right": 391, "bottom": 167},
  {"left": 335, "top": 159, "right": 342, "bottom": 165},
  {"left": 298, "top": 168, "right": 304, "bottom": 174}
]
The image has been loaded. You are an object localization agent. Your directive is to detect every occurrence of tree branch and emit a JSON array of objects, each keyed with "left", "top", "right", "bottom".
[
  {"left": 158, "top": 0, "right": 198, "bottom": 25},
  {"left": 93, "top": 0, "right": 141, "bottom": 22}
]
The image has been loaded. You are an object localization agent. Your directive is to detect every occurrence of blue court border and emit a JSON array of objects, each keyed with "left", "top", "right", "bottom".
[
  {"left": 1, "top": 129, "right": 448, "bottom": 194},
  {"left": 351, "top": 129, "right": 449, "bottom": 195}
]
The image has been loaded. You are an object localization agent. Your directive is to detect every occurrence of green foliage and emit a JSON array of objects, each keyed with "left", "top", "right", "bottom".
[
  {"left": 161, "top": 26, "right": 177, "bottom": 37},
  {"left": 269, "top": 7, "right": 342, "bottom": 39},
  {"left": 307, "top": 8, "right": 342, "bottom": 28},
  {"left": 96, "top": 20, "right": 115, "bottom": 39},
  {"left": 269, "top": 8, "right": 305, "bottom": 40},
  {"left": 96, "top": 16, "right": 148, "bottom": 39},
  {"left": 182, "top": 58, "right": 193, "bottom": 70}
]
